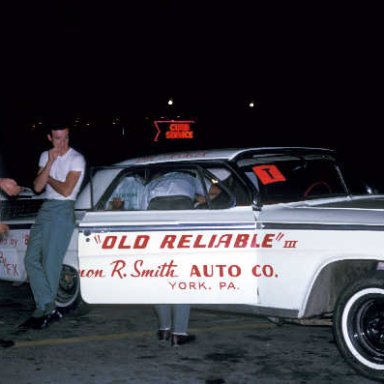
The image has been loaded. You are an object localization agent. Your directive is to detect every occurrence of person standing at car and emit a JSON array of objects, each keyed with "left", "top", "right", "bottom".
[
  {"left": 143, "top": 171, "right": 204, "bottom": 346},
  {"left": 18, "top": 122, "right": 86, "bottom": 330},
  {"left": 142, "top": 171, "right": 204, "bottom": 210},
  {"left": 0, "top": 177, "right": 22, "bottom": 347}
]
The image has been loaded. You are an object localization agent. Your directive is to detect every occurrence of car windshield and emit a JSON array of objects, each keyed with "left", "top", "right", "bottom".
[{"left": 238, "top": 154, "right": 349, "bottom": 204}]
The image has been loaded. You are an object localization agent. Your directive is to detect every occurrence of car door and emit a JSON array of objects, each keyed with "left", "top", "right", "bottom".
[
  {"left": 235, "top": 151, "right": 352, "bottom": 316},
  {"left": 77, "top": 163, "right": 259, "bottom": 305}
]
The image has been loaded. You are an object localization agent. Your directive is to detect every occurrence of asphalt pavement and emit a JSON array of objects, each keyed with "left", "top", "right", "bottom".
[{"left": 0, "top": 281, "right": 379, "bottom": 384}]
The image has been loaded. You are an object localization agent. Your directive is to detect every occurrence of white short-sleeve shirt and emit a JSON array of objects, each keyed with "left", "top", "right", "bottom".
[{"left": 39, "top": 147, "right": 86, "bottom": 200}]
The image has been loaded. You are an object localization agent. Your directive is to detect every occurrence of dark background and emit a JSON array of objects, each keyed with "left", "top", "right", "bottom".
[{"left": 1, "top": 2, "right": 383, "bottom": 188}]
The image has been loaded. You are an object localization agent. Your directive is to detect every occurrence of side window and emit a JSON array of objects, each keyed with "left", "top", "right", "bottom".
[
  {"left": 105, "top": 174, "right": 145, "bottom": 210},
  {"left": 97, "top": 164, "right": 249, "bottom": 212}
]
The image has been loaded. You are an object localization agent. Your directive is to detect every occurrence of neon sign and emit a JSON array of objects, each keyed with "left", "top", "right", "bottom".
[{"left": 153, "top": 120, "right": 195, "bottom": 142}]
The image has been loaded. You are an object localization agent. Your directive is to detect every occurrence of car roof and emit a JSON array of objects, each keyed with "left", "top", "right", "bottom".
[
  {"left": 114, "top": 147, "right": 336, "bottom": 167},
  {"left": 75, "top": 147, "right": 336, "bottom": 210}
]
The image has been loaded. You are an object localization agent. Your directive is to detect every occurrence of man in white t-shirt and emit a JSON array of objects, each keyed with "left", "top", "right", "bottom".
[{"left": 19, "top": 123, "right": 86, "bottom": 330}]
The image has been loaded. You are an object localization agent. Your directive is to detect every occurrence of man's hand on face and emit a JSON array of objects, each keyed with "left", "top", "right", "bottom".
[
  {"left": 48, "top": 147, "right": 60, "bottom": 162},
  {"left": 0, "top": 178, "right": 22, "bottom": 196},
  {"left": 48, "top": 128, "right": 70, "bottom": 157}
]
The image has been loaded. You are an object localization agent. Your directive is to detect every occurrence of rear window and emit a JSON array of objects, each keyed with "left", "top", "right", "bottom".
[{"left": 238, "top": 155, "right": 348, "bottom": 204}]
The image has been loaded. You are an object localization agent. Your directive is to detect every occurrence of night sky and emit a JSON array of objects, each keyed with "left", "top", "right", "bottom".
[{"left": 1, "top": 3, "right": 383, "bottom": 188}]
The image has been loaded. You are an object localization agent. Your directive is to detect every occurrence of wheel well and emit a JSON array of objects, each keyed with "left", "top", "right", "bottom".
[{"left": 303, "top": 259, "right": 378, "bottom": 318}]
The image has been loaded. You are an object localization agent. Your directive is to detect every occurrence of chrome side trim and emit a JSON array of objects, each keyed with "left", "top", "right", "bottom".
[
  {"left": 193, "top": 304, "right": 299, "bottom": 318},
  {"left": 79, "top": 222, "right": 256, "bottom": 233},
  {"left": 262, "top": 222, "right": 384, "bottom": 231}
]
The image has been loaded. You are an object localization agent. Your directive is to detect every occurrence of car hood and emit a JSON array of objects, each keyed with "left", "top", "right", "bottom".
[{"left": 259, "top": 195, "right": 384, "bottom": 227}]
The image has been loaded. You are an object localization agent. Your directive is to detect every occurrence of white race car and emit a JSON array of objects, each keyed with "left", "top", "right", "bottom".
[{"left": 1, "top": 147, "right": 384, "bottom": 381}]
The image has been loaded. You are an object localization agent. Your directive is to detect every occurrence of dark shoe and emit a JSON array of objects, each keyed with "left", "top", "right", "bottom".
[
  {"left": 171, "top": 334, "right": 196, "bottom": 346},
  {"left": 0, "top": 339, "right": 14, "bottom": 348},
  {"left": 18, "top": 309, "right": 63, "bottom": 330},
  {"left": 157, "top": 329, "right": 171, "bottom": 341},
  {"left": 47, "top": 309, "right": 63, "bottom": 325},
  {"left": 18, "top": 315, "right": 49, "bottom": 330}
]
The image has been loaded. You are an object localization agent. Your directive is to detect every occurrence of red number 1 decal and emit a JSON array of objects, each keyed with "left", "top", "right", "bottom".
[{"left": 253, "top": 164, "right": 286, "bottom": 185}]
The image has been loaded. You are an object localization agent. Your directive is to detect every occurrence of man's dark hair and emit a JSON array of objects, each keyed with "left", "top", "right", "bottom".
[{"left": 45, "top": 122, "right": 71, "bottom": 135}]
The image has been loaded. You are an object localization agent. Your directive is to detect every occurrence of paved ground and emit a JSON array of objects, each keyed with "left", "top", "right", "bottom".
[{"left": 0, "top": 281, "right": 379, "bottom": 384}]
